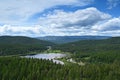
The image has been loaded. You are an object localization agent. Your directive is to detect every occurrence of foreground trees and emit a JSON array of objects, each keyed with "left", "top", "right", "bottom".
[{"left": 0, "top": 57, "right": 120, "bottom": 80}]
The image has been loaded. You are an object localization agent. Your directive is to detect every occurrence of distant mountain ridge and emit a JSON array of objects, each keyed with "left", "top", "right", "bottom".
[{"left": 37, "top": 36, "right": 111, "bottom": 44}]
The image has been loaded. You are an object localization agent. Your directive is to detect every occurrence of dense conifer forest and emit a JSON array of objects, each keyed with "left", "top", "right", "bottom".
[{"left": 0, "top": 57, "right": 120, "bottom": 80}]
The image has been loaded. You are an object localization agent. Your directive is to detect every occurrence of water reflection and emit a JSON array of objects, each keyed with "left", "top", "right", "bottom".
[{"left": 25, "top": 53, "right": 66, "bottom": 65}]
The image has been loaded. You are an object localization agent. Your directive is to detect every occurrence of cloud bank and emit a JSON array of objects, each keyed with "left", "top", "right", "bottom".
[{"left": 0, "top": 7, "right": 120, "bottom": 37}]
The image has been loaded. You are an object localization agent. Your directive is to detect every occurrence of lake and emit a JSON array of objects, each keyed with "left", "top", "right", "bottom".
[{"left": 25, "top": 53, "right": 66, "bottom": 65}]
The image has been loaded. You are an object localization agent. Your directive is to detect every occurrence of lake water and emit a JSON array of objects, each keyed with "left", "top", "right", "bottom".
[{"left": 25, "top": 53, "right": 66, "bottom": 65}]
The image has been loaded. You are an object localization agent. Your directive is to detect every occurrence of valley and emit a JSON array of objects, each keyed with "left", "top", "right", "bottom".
[{"left": 0, "top": 36, "right": 120, "bottom": 80}]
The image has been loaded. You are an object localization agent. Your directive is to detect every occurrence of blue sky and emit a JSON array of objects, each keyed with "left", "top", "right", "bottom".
[{"left": 0, "top": 0, "right": 120, "bottom": 37}]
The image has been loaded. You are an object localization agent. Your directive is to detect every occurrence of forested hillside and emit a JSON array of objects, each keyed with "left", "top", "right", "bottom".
[
  {"left": 0, "top": 36, "right": 55, "bottom": 55},
  {"left": 54, "top": 37, "right": 120, "bottom": 63},
  {"left": 0, "top": 36, "right": 54, "bottom": 45}
]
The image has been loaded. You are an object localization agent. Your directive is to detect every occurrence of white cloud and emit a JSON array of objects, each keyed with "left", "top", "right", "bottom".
[
  {"left": 0, "top": 0, "right": 93, "bottom": 25},
  {"left": 37, "top": 7, "right": 120, "bottom": 36},
  {"left": 0, "top": 25, "right": 41, "bottom": 36},
  {"left": 0, "top": 25, "right": 64, "bottom": 37},
  {"left": 91, "top": 17, "right": 120, "bottom": 36},
  {"left": 92, "top": 17, "right": 120, "bottom": 31},
  {"left": 38, "top": 7, "right": 111, "bottom": 28},
  {"left": 107, "top": 0, "right": 120, "bottom": 9}
]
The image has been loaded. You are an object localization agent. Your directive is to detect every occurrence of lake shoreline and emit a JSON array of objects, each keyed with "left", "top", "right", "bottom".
[{"left": 24, "top": 53, "right": 67, "bottom": 65}]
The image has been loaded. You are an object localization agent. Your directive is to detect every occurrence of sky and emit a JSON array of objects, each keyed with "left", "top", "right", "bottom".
[{"left": 0, "top": 0, "right": 120, "bottom": 37}]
